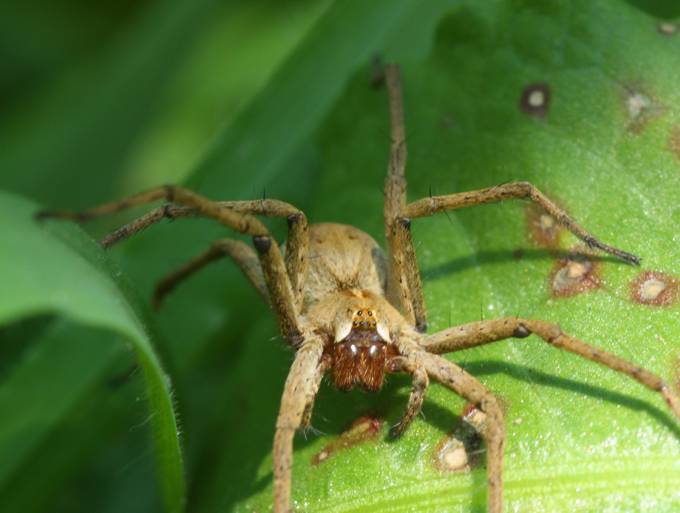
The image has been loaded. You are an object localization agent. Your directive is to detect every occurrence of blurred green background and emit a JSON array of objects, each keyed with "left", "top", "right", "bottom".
[{"left": 1, "top": 1, "right": 680, "bottom": 512}]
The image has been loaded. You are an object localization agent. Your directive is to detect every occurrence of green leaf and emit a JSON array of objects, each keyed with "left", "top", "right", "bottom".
[
  {"left": 0, "top": 190, "right": 184, "bottom": 513},
  {"left": 224, "top": 1, "right": 680, "bottom": 512}
]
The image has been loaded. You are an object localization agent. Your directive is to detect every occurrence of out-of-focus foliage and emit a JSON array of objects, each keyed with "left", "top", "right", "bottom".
[{"left": 1, "top": 1, "right": 679, "bottom": 512}]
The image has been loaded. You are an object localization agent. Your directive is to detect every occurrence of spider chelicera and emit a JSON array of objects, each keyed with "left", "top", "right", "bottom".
[{"left": 38, "top": 65, "right": 680, "bottom": 513}]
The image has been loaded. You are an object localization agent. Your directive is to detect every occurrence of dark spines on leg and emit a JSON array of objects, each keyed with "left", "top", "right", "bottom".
[
  {"left": 513, "top": 324, "right": 531, "bottom": 338},
  {"left": 286, "top": 212, "right": 302, "bottom": 229},
  {"left": 398, "top": 217, "right": 411, "bottom": 230},
  {"left": 286, "top": 329, "right": 304, "bottom": 348},
  {"left": 253, "top": 235, "right": 272, "bottom": 254}
]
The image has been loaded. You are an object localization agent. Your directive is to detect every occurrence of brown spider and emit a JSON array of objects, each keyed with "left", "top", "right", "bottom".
[{"left": 38, "top": 65, "right": 680, "bottom": 513}]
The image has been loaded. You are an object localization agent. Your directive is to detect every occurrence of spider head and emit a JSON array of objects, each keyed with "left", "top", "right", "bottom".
[{"left": 324, "top": 291, "right": 398, "bottom": 392}]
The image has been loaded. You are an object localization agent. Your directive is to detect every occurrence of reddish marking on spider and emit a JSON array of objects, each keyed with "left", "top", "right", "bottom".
[
  {"left": 549, "top": 250, "right": 600, "bottom": 297},
  {"left": 311, "top": 416, "right": 382, "bottom": 466},
  {"left": 630, "top": 270, "right": 678, "bottom": 307}
]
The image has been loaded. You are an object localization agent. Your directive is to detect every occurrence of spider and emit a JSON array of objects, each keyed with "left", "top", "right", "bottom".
[{"left": 38, "top": 65, "right": 680, "bottom": 513}]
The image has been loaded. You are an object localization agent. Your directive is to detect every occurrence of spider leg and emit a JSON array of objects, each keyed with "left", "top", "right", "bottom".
[
  {"left": 399, "top": 345, "right": 505, "bottom": 513},
  {"left": 383, "top": 64, "right": 427, "bottom": 332},
  {"left": 401, "top": 181, "right": 639, "bottom": 265},
  {"left": 385, "top": 356, "right": 429, "bottom": 437},
  {"left": 273, "top": 338, "right": 325, "bottom": 513},
  {"left": 152, "top": 238, "right": 267, "bottom": 310},
  {"left": 148, "top": 203, "right": 307, "bottom": 312},
  {"left": 38, "top": 187, "right": 305, "bottom": 344},
  {"left": 41, "top": 197, "right": 309, "bottom": 309},
  {"left": 300, "top": 355, "right": 331, "bottom": 431},
  {"left": 421, "top": 317, "right": 680, "bottom": 420}
]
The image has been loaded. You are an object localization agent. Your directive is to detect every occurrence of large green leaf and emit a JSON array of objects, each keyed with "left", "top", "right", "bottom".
[
  {"left": 0, "top": 191, "right": 184, "bottom": 513},
  {"left": 226, "top": 1, "right": 680, "bottom": 512}
]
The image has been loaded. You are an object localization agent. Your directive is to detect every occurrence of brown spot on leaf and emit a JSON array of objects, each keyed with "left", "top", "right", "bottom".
[
  {"left": 657, "top": 21, "right": 678, "bottom": 36},
  {"left": 526, "top": 203, "right": 563, "bottom": 248},
  {"left": 434, "top": 403, "right": 492, "bottom": 473},
  {"left": 311, "top": 416, "right": 382, "bottom": 465},
  {"left": 630, "top": 270, "right": 678, "bottom": 307},
  {"left": 519, "top": 83, "right": 550, "bottom": 117},
  {"left": 622, "top": 84, "right": 664, "bottom": 133},
  {"left": 434, "top": 435, "right": 470, "bottom": 472},
  {"left": 549, "top": 249, "right": 600, "bottom": 297}
]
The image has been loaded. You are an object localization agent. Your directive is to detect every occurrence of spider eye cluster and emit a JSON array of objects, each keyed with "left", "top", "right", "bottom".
[{"left": 352, "top": 308, "right": 377, "bottom": 330}]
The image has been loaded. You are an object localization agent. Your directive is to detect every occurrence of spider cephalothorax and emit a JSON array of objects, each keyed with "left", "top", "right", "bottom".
[{"left": 38, "top": 65, "right": 680, "bottom": 513}]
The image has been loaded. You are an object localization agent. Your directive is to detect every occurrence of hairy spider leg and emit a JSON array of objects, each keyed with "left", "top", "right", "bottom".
[
  {"left": 385, "top": 356, "right": 429, "bottom": 437},
  {"left": 123, "top": 201, "right": 308, "bottom": 311},
  {"left": 273, "top": 337, "right": 325, "bottom": 513},
  {"left": 383, "top": 65, "right": 427, "bottom": 332},
  {"left": 152, "top": 238, "right": 267, "bottom": 310},
  {"left": 401, "top": 181, "right": 640, "bottom": 266},
  {"left": 37, "top": 188, "right": 306, "bottom": 345},
  {"left": 420, "top": 317, "right": 680, "bottom": 420},
  {"left": 299, "top": 355, "right": 332, "bottom": 432}
]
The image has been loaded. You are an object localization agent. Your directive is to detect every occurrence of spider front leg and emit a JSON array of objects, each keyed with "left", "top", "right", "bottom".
[
  {"left": 383, "top": 65, "right": 427, "bottom": 332},
  {"left": 385, "top": 356, "right": 429, "bottom": 437},
  {"left": 38, "top": 187, "right": 305, "bottom": 344},
  {"left": 58, "top": 197, "right": 308, "bottom": 311},
  {"left": 299, "top": 355, "right": 331, "bottom": 432},
  {"left": 152, "top": 238, "right": 267, "bottom": 310},
  {"left": 273, "top": 338, "right": 325, "bottom": 513},
  {"left": 421, "top": 318, "right": 680, "bottom": 420},
  {"left": 402, "top": 181, "right": 640, "bottom": 265},
  {"left": 397, "top": 344, "right": 506, "bottom": 513}
]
